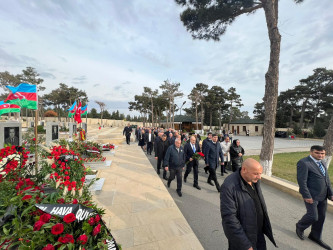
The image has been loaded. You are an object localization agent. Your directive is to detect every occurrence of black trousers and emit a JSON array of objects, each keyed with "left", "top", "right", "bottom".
[
  {"left": 184, "top": 161, "right": 198, "bottom": 186},
  {"left": 157, "top": 158, "right": 167, "bottom": 178},
  {"left": 168, "top": 167, "right": 183, "bottom": 191},
  {"left": 297, "top": 199, "right": 327, "bottom": 239},
  {"left": 125, "top": 134, "right": 131, "bottom": 144},
  {"left": 146, "top": 142, "right": 153, "bottom": 154},
  {"left": 208, "top": 166, "right": 220, "bottom": 191},
  {"left": 231, "top": 160, "right": 241, "bottom": 172}
]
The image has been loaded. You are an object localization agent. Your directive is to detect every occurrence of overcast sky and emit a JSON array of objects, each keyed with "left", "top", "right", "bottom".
[{"left": 0, "top": 0, "right": 332, "bottom": 117}]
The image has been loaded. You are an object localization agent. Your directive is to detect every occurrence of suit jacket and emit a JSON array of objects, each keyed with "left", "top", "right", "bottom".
[
  {"left": 155, "top": 139, "right": 170, "bottom": 159},
  {"left": 184, "top": 142, "right": 200, "bottom": 163},
  {"left": 5, "top": 137, "right": 19, "bottom": 146},
  {"left": 297, "top": 156, "right": 333, "bottom": 201},
  {"left": 123, "top": 126, "right": 132, "bottom": 136},
  {"left": 145, "top": 133, "right": 155, "bottom": 144},
  {"left": 202, "top": 138, "right": 211, "bottom": 156},
  {"left": 205, "top": 141, "right": 224, "bottom": 168}
]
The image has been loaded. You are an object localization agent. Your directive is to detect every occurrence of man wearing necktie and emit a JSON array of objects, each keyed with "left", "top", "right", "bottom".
[
  {"left": 296, "top": 145, "right": 333, "bottom": 250},
  {"left": 184, "top": 135, "right": 201, "bottom": 190}
]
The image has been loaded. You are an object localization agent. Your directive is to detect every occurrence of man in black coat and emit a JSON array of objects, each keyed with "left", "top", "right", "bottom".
[
  {"left": 204, "top": 134, "right": 224, "bottom": 192},
  {"left": 145, "top": 129, "right": 155, "bottom": 155},
  {"left": 164, "top": 138, "right": 185, "bottom": 197},
  {"left": 155, "top": 134, "right": 169, "bottom": 179},
  {"left": 123, "top": 124, "right": 132, "bottom": 145},
  {"left": 220, "top": 158, "right": 277, "bottom": 250},
  {"left": 202, "top": 132, "right": 212, "bottom": 174},
  {"left": 296, "top": 145, "right": 333, "bottom": 249},
  {"left": 184, "top": 135, "right": 201, "bottom": 190}
]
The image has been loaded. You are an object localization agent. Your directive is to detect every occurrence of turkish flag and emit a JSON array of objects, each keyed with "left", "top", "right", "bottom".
[{"left": 74, "top": 102, "right": 82, "bottom": 124}]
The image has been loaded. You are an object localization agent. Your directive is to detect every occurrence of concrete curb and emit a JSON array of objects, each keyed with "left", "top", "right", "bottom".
[{"left": 261, "top": 174, "right": 333, "bottom": 213}]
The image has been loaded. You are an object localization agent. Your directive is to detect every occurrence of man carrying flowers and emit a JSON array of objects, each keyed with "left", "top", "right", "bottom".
[{"left": 184, "top": 135, "right": 203, "bottom": 190}]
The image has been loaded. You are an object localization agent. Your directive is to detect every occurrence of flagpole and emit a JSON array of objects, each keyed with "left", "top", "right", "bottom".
[{"left": 34, "top": 86, "right": 38, "bottom": 174}]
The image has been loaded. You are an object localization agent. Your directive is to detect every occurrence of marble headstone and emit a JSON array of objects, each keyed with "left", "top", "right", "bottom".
[
  {"left": 46, "top": 122, "right": 59, "bottom": 145},
  {"left": 69, "top": 122, "right": 77, "bottom": 138},
  {"left": 0, "top": 121, "right": 22, "bottom": 148}
]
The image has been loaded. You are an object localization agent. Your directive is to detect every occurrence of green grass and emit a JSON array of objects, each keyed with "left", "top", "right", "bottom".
[{"left": 244, "top": 152, "right": 333, "bottom": 184}]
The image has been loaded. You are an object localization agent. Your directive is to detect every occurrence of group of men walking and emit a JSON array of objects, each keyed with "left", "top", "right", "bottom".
[{"left": 123, "top": 125, "right": 333, "bottom": 250}]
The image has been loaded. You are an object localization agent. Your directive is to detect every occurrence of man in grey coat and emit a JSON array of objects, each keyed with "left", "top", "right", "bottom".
[{"left": 296, "top": 145, "right": 333, "bottom": 250}]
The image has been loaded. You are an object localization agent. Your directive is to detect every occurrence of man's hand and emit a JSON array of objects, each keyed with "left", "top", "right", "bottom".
[
  {"left": 304, "top": 198, "right": 313, "bottom": 204},
  {"left": 165, "top": 167, "right": 168, "bottom": 171},
  {"left": 221, "top": 162, "right": 224, "bottom": 165},
  {"left": 155, "top": 157, "right": 158, "bottom": 160},
  {"left": 189, "top": 158, "right": 193, "bottom": 161},
  {"left": 238, "top": 153, "right": 242, "bottom": 157}
]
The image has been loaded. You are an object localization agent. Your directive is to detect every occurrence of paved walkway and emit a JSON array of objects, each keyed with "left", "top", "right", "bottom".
[{"left": 91, "top": 142, "right": 203, "bottom": 250}]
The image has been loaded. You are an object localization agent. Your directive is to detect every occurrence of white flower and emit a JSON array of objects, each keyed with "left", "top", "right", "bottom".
[
  {"left": 46, "top": 158, "right": 55, "bottom": 165},
  {"left": 56, "top": 179, "right": 61, "bottom": 188},
  {"left": 63, "top": 186, "right": 68, "bottom": 195},
  {"left": 71, "top": 189, "right": 75, "bottom": 196}
]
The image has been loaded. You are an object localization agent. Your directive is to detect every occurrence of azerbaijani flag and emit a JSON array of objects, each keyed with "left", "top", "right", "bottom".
[
  {"left": 81, "top": 104, "right": 87, "bottom": 116},
  {"left": 0, "top": 101, "right": 21, "bottom": 116},
  {"left": 5, "top": 83, "right": 37, "bottom": 109},
  {"left": 68, "top": 101, "right": 77, "bottom": 118}
]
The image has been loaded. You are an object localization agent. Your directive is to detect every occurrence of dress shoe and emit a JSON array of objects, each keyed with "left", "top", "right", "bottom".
[
  {"left": 177, "top": 190, "right": 182, "bottom": 197},
  {"left": 207, "top": 181, "right": 214, "bottom": 186},
  {"left": 295, "top": 225, "right": 304, "bottom": 240},
  {"left": 221, "top": 172, "right": 224, "bottom": 176},
  {"left": 157, "top": 169, "right": 160, "bottom": 175},
  {"left": 184, "top": 176, "right": 187, "bottom": 183},
  {"left": 163, "top": 176, "right": 168, "bottom": 180},
  {"left": 193, "top": 185, "right": 201, "bottom": 190},
  {"left": 308, "top": 234, "right": 332, "bottom": 249},
  {"left": 167, "top": 182, "right": 170, "bottom": 188},
  {"left": 224, "top": 170, "right": 228, "bottom": 174}
]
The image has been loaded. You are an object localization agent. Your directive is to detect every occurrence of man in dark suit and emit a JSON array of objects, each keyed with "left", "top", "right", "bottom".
[
  {"left": 168, "top": 132, "right": 175, "bottom": 146},
  {"left": 184, "top": 135, "right": 201, "bottom": 190},
  {"left": 296, "top": 145, "right": 333, "bottom": 250},
  {"left": 155, "top": 134, "right": 169, "bottom": 179},
  {"left": 123, "top": 124, "right": 132, "bottom": 145},
  {"left": 202, "top": 132, "right": 212, "bottom": 174},
  {"left": 5, "top": 127, "right": 19, "bottom": 146},
  {"left": 145, "top": 129, "right": 155, "bottom": 155},
  {"left": 204, "top": 134, "right": 224, "bottom": 192},
  {"left": 164, "top": 138, "right": 186, "bottom": 197}
]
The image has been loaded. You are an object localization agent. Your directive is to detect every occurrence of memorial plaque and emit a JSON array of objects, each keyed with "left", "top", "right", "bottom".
[
  {"left": 0, "top": 122, "right": 22, "bottom": 148},
  {"left": 69, "top": 122, "right": 77, "bottom": 137},
  {"left": 46, "top": 122, "right": 59, "bottom": 145}
]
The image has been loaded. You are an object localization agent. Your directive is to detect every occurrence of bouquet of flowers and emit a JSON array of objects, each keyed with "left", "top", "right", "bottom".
[
  {"left": 101, "top": 144, "right": 115, "bottom": 151},
  {"left": 186, "top": 152, "right": 204, "bottom": 164}
]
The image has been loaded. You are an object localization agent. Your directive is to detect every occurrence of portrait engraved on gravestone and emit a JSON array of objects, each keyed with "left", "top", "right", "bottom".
[
  {"left": 52, "top": 125, "right": 59, "bottom": 140},
  {"left": 4, "top": 127, "right": 19, "bottom": 146}
]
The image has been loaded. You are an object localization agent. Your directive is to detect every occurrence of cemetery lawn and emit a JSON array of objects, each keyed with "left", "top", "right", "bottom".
[{"left": 244, "top": 152, "right": 333, "bottom": 184}]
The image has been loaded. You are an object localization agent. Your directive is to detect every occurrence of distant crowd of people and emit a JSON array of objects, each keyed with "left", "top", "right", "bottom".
[{"left": 123, "top": 124, "right": 333, "bottom": 250}]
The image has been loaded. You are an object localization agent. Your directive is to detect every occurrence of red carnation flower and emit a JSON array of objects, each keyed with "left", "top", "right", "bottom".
[
  {"left": 72, "top": 199, "right": 78, "bottom": 204},
  {"left": 63, "top": 213, "right": 76, "bottom": 223},
  {"left": 40, "top": 213, "right": 52, "bottom": 223},
  {"left": 22, "top": 195, "right": 32, "bottom": 201},
  {"left": 32, "top": 138, "right": 36, "bottom": 141},
  {"left": 58, "top": 234, "right": 74, "bottom": 244},
  {"left": 57, "top": 198, "right": 65, "bottom": 204},
  {"left": 42, "top": 244, "right": 55, "bottom": 250},
  {"left": 94, "top": 214, "right": 100, "bottom": 223},
  {"left": 33, "top": 220, "right": 45, "bottom": 231},
  {"left": 88, "top": 217, "right": 95, "bottom": 226},
  {"left": 77, "top": 234, "right": 88, "bottom": 245},
  {"left": 51, "top": 223, "right": 64, "bottom": 235},
  {"left": 92, "top": 224, "right": 101, "bottom": 236}
]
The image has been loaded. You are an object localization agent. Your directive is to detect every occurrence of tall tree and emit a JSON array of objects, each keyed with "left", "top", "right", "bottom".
[
  {"left": 253, "top": 102, "right": 265, "bottom": 121},
  {"left": 95, "top": 101, "right": 106, "bottom": 126},
  {"left": 143, "top": 87, "right": 158, "bottom": 127},
  {"left": 160, "top": 80, "right": 183, "bottom": 129},
  {"left": 192, "top": 83, "right": 209, "bottom": 130},
  {"left": 226, "top": 87, "right": 243, "bottom": 127},
  {"left": 323, "top": 116, "right": 333, "bottom": 168},
  {"left": 175, "top": 0, "right": 304, "bottom": 176},
  {"left": 188, "top": 89, "right": 201, "bottom": 130}
]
